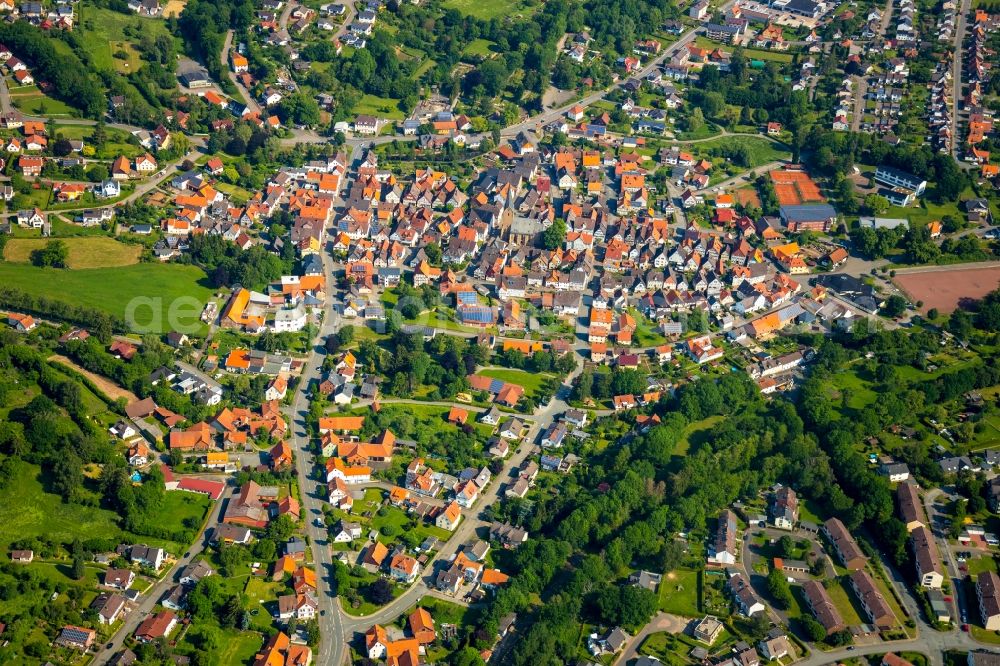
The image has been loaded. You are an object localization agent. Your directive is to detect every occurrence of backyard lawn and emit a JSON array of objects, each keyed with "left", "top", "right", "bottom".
[
  {"left": 355, "top": 94, "right": 407, "bottom": 120},
  {"left": 479, "top": 366, "right": 556, "bottom": 399},
  {"left": 826, "top": 578, "right": 865, "bottom": 626},
  {"left": 3, "top": 237, "right": 142, "bottom": 269},
  {"left": 658, "top": 568, "right": 701, "bottom": 616}
]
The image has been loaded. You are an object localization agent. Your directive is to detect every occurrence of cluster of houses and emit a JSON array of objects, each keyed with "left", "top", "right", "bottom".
[
  {"left": 1, "top": 1, "right": 74, "bottom": 31},
  {"left": 364, "top": 608, "right": 440, "bottom": 665},
  {"left": 962, "top": 11, "right": 1000, "bottom": 180},
  {"left": 344, "top": 0, "right": 382, "bottom": 48}
]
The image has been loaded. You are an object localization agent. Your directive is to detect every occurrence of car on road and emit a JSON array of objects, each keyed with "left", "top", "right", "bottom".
[
  {"left": 963, "top": 624, "right": 970, "bottom": 632},
  {"left": 847, "top": 647, "right": 855, "bottom": 651}
]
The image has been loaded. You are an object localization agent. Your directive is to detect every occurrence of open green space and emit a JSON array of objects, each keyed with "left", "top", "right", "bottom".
[
  {"left": 3, "top": 237, "right": 142, "bottom": 269},
  {"left": 826, "top": 578, "right": 865, "bottom": 626},
  {"left": 658, "top": 568, "right": 701, "bottom": 616},
  {"left": 442, "top": 0, "right": 535, "bottom": 19},
  {"left": 691, "top": 135, "right": 791, "bottom": 168},
  {"left": 675, "top": 416, "right": 725, "bottom": 457},
  {"left": 0, "top": 262, "right": 214, "bottom": 328},
  {"left": 8, "top": 84, "right": 76, "bottom": 117},
  {"left": 411, "top": 58, "right": 437, "bottom": 80},
  {"left": 479, "top": 366, "right": 556, "bottom": 400},
  {"left": 76, "top": 6, "right": 173, "bottom": 73},
  {"left": 355, "top": 93, "right": 407, "bottom": 120},
  {"left": 0, "top": 461, "right": 121, "bottom": 550},
  {"left": 462, "top": 39, "right": 496, "bottom": 57}
]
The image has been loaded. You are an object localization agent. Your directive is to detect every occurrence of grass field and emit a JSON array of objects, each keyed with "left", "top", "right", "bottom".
[
  {"left": 826, "top": 365, "right": 878, "bottom": 411},
  {"left": 355, "top": 93, "right": 406, "bottom": 120},
  {"left": 479, "top": 366, "right": 555, "bottom": 399},
  {"left": 77, "top": 7, "right": 172, "bottom": 73},
  {"left": 3, "top": 237, "right": 142, "bottom": 268},
  {"left": 0, "top": 461, "right": 120, "bottom": 550},
  {"left": 462, "top": 38, "right": 496, "bottom": 57},
  {"left": 675, "top": 415, "right": 724, "bottom": 457},
  {"left": 443, "top": 0, "right": 535, "bottom": 18},
  {"left": 0, "top": 262, "right": 214, "bottom": 329},
  {"left": 217, "top": 630, "right": 264, "bottom": 665},
  {"left": 158, "top": 491, "right": 212, "bottom": 535},
  {"left": 826, "top": 578, "right": 865, "bottom": 626},
  {"left": 411, "top": 58, "right": 437, "bottom": 80},
  {"left": 8, "top": 83, "right": 76, "bottom": 116},
  {"left": 691, "top": 135, "right": 790, "bottom": 168},
  {"left": 659, "top": 568, "right": 701, "bottom": 616}
]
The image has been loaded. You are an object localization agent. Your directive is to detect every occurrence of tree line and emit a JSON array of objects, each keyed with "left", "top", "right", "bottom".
[{"left": 0, "top": 22, "right": 106, "bottom": 118}]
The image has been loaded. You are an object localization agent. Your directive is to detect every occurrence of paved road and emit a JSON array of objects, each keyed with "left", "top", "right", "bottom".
[
  {"left": 284, "top": 157, "right": 348, "bottom": 665},
  {"left": 614, "top": 612, "right": 690, "bottom": 666},
  {"left": 333, "top": 0, "right": 358, "bottom": 41},
  {"left": 924, "top": 487, "right": 969, "bottom": 624},
  {"left": 91, "top": 486, "right": 231, "bottom": 665},
  {"left": 222, "top": 30, "right": 261, "bottom": 115},
  {"left": 850, "top": 75, "right": 868, "bottom": 133},
  {"left": 951, "top": 0, "right": 973, "bottom": 164}
]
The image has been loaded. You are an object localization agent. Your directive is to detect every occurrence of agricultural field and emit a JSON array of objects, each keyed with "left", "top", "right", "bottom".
[
  {"left": 0, "top": 262, "right": 215, "bottom": 326},
  {"left": 3, "top": 237, "right": 142, "bottom": 269}
]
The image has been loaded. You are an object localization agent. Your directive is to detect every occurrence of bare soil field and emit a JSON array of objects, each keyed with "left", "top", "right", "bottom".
[
  {"left": 894, "top": 265, "right": 1000, "bottom": 313},
  {"left": 49, "top": 354, "right": 138, "bottom": 403},
  {"left": 163, "top": 0, "right": 186, "bottom": 17}
]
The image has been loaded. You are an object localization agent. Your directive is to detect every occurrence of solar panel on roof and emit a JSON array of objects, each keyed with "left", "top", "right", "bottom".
[{"left": 489, "top": 379, "right": 505, "bottom": 393}]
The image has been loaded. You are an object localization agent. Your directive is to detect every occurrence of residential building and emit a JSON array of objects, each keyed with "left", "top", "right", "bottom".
[
  {"left": 801, "top": 580, "right": 845, "bottom": 636},
  {"left": 897, "top": 482, "right": 926, "bottom": 531},
  {"left": 822, "top": 518, "right": 866, "bottom": 570},
  {"left": 709, "top": 510, "right": 738, "bottom": 565},
  {"left": 911, "top": 525, "right": 944, "bottom": 589},
  {"left": 978, "top": 571, "right": 1000, "bottom": 631},
  {"left": 849, "top": 569, "right": 895, "bottom": 629}
]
